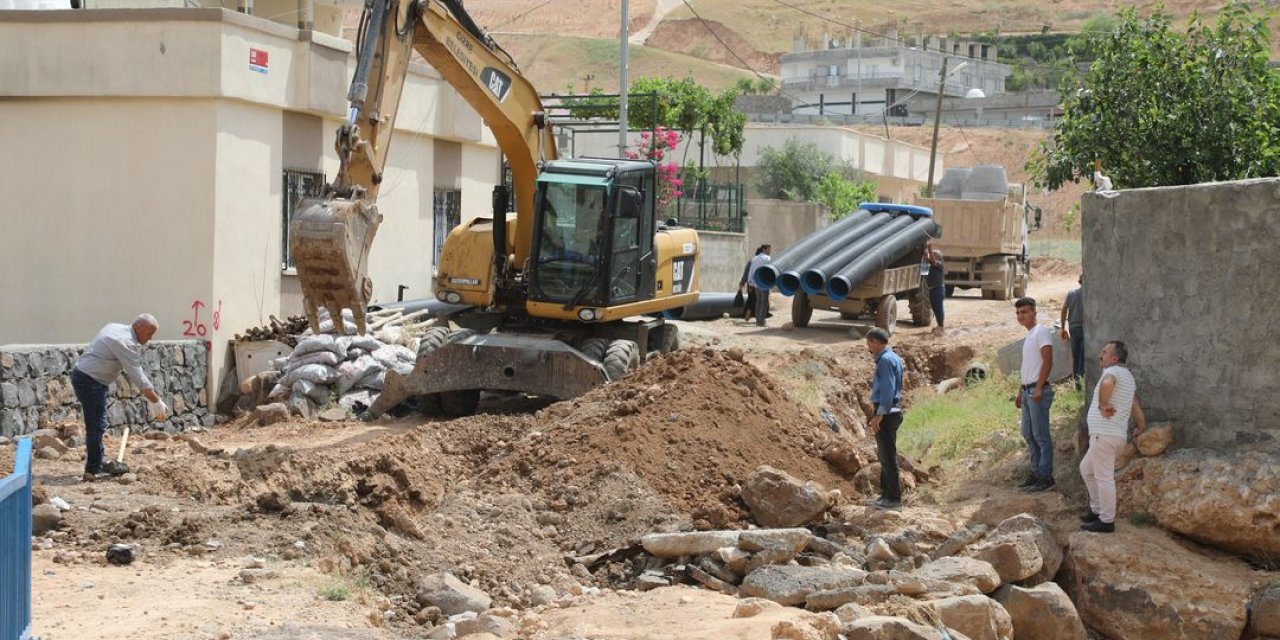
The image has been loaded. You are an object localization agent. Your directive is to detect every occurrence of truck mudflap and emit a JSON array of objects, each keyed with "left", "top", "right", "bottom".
[{"left": 367, "top": 332, "right": 607, "bottom": 417}]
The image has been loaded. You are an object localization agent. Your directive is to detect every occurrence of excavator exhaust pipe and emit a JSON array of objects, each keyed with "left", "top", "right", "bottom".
[{"left": 290, "top": 196, "right": 383, "bottom": 335}]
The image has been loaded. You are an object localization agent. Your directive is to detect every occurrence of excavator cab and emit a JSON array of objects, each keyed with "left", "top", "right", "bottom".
[{"left": 529, "top": 159, "right": 656, "bottom": 310}]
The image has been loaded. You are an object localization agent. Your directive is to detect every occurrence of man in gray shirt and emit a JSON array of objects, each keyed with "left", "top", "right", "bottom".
[
  {"left": 72, "top": 314, "right": 168, "bottom": 479},
  {"left": 1060, "top": 275, "right": 1084, "bottom": 385}
]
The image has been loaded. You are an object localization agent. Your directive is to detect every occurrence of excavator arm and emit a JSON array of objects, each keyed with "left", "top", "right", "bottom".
[{"left": 290, "top": 0, "right": 555, "bottom": 335}]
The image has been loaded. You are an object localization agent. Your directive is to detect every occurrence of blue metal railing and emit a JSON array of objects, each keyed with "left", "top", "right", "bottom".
[{"left": 0, "top": 438, "right": 33, "bottom": 640}]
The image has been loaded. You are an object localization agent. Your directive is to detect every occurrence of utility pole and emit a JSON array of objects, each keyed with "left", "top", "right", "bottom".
[
  {"left": 926, "top": 56, "right": 948, "bottom": 197},
  {"left": 854, "top": 18, "right": 861, "bottom": 117},
  {"left": 619, "top": 0, "right": 630, "bottom": 157}
]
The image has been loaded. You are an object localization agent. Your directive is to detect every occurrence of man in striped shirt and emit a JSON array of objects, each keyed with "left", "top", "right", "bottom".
[{"left": 1079, "top": 340, "right": 1147, "bottom": 533}]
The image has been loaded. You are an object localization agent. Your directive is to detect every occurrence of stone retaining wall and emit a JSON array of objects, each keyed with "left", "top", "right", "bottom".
[{"left": 0, "top": 340, "right": 212, "bottom": 438}]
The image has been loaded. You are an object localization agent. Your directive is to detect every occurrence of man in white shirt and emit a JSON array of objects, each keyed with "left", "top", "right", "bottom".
[
  {"left": 1079, "top": 341, "right": 1147, "bottom": 533},
  {"left": 1014, "top": 297, "right": 1055, "bottom": 492},
  {"left": 72, "top": 314, "right": 169, "bottom": 480}
]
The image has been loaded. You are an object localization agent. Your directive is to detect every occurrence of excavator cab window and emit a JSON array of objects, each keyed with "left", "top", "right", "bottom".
[{"left": 532, "top": 181, "right": 607, "bottom": 302}]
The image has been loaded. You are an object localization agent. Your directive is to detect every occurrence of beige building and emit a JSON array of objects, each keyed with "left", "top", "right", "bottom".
[{"left": 0, "top": 8, "right": 500, "bottom": 397}]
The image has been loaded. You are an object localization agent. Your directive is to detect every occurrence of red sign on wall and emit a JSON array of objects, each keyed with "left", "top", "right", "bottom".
[{"left": 249, "top": 48, "right": 269, "bottom": 74}]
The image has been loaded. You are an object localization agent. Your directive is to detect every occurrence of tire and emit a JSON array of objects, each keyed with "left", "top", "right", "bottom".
[
  {"left": 945, "top": 285, "right": 956, "bottom": 298},
  {"left": 983, "top": 256, "right": 1012, "bottom": 301},
  {"left": 1013, "top": 262, "right": 1029, "bottom": 298},
  {"left": 579, "top": 337, "right": 610, "bottom": 363},
  {"left": 603, "top": 339, "right": 640, "bottom": 381},
  {"left": 792, "top": 292, "right": 813, "bottom": 328},
  {"left": 909, "top": 282, "right": 933, "bottom": 327},
  {"left": 874, "top": 294, "right": 898, "bottom": 334},
  {"left": 414, "top": 326, "right": 453, "bottom": 416}
]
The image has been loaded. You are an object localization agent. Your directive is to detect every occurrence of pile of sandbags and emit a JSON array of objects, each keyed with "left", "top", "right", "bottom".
[{"left": 266, "top": 333, "right": 416, "bottom": 417}]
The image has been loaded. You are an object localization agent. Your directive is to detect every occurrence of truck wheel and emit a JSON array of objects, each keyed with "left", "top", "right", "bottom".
[
  {"left": 874, "top": 294, "right": 898, "bottom": 334},
  {"left": 413, "top": 326, "right": 453, "bottom": 416},
  {"left": 945, "top": 285, "right": 956, "bottom": 298},
  {"left": 440, "top": 389, "right": 480, "bottom": 417},
  {"left": 603, "top": 339, "right": 640, "bottom": 381},
  {"left": 1013, "top": 262, "right": 1029, "bottom": 297},
  {"left": 792, "top": 292, "right": 814, "bottom": 328},
  {"left": 909, "top": 283, "right": 933, "bottom": 327},
  {"left": 579, "top": 337, "right": 610, "bottom": 364}
]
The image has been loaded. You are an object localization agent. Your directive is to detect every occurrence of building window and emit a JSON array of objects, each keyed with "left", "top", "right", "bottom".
[
  {"left": 282, "top": 168, "right": 326, "bottom": 269},
  {"left": 433, "top": 188, "right": 462, "bottom": 268}
]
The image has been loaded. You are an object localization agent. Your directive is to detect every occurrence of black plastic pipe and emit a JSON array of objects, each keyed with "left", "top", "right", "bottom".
[
  {"left": 661, "top": 292, "right": 745, "bottom": 321},
  {"left": 826, "top": 217, "right": 939, "bottom": 301},
  {"left": 773, "top": 213, "right": 892, "bottom": 295},
  {"left": 799, "top": 215, "right": 916, "bottom": 295},
  {"left": 752, "top": 209, "right": 871, "bottom": 291}
]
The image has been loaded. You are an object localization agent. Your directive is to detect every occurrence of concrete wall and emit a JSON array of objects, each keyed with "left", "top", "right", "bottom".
[
  {"left": 1082, "top": 179, "right": 1280, "bottom": 451},
  {"left": 745, "top": 200, "right": 829, "bottom": 258},
  {"left": 697, "top": 231, "right": 750, "bottom": 293}
]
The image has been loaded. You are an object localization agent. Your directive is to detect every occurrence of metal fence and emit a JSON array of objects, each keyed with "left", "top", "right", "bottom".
[
  {"left": 0, "top": 438, "right": 33, "bottom": 640},
  {"left": 668, "top": 178, "right": 747, "bottom": 233}
]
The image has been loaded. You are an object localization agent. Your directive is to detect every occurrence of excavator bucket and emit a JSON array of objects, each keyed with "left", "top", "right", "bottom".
[{"left": 290, "top": 197, "right": 382, "bottom": 335}]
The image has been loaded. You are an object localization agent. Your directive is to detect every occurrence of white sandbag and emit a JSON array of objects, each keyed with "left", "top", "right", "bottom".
[
  {"left": 349, "top": 336, "right": 382, "bottom": 352},
  {"left": 287, "top": 350, "right": 340, "bottom": 370},
  {"left": 293, "top": 334, "right": 340, "bottom": 357},
  {"left": 268, "top": 382, "right": 289, "bottom": 399},
  {"left": 391, "top": 362, "right": 414, "bottom": 376},
  {"left": 358, "top": 371, "right": 386, "bottom": 391},
  {"left": 346, "top": 347, "right": 370, "bottom": 361},
  {"left": 338, "top": 389, "right": 375, "bottom": 412},
  {"left": 335, "top": 355, "right": 385, "bottom": 395},
  {"left": 269, "top": 357, "right": 289, "bottom": 372},
  {"left": 280, "top": 363, "right": 339, "bottom": 387},
  {"left": 371, "top": 345, "right": 402, "bottom": 368},
  {"left": 293, "top": 379, "right": 332, "bottom": 404}
]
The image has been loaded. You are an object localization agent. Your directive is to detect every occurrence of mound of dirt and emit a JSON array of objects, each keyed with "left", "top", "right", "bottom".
[
  {"left": 1030, "top": 256, "right": 1082, "bottom": 279},
  {"left": 491, "top": 348, "right": 848, "bottom": 530}
]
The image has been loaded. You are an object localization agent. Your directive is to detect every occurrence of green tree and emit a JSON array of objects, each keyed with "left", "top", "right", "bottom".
[
  {"left": 1030, "top": 4, "right": 1280, "bottom": 190},
  {"left": 757, "top": 140, "right": 877, "bottom": 216}
]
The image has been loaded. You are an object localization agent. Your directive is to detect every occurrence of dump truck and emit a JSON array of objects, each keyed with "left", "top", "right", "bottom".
[{"left": 914, "top": 165, "right": 1042, "bottom": 300}]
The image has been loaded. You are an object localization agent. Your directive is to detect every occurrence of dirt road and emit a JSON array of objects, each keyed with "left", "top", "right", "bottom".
[{"left": 23, "top": 268, "right": 1080, "bottom": 640}]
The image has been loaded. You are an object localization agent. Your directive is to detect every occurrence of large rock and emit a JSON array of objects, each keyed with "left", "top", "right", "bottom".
[
  {"left": 1135, "top": 422, "right": 1175, "bottom": 456},
  {"left": 842, "top": 616, "right": 971, "bottom": 640},
  {"left": 971, "top": 533, "right": 1042, "bottom": 584},
  {"left": 1120, "top": 449, "right": 1280, "bottom": 561},
  {"left": 913, "top": 556, "right": 1001, "bottom": 594},
  {"left": 252, "top": 402, "right": 290, "bottom": 426},
  {"left": 1253, "top": 583, "right": 1280, "bottom": 637},
  {"left": 990, "top": 514, "right": 1062, "bottom": 585},
  {"left": 741, "top": 465, "right": 829, "bottom": 527},
  {"left": 455, "top": 614, "right": 514, "bottom": 638},
  {"left": 1063, "top": 527, "right": 1253, "bottom": 640},
  {"left": 640, "top": 530, "right": 739, "bottom": 558},
  {"left": 924, "top": 595, "right": 1013, "bottom": 640},
  {"left": 32, "top": 503, "right": 61, "bottom": 534},
  {"left": 415, "top": 573, "right": 492, "bottom": 616},
  {"left": 739, "top": 564, "right": 867, "bottom": 606},
  {"left": 991, "top": 583, "right": 1086, "bottom": 640},
  {"left": 738, "top": 528, "right": 812, "bottom": 554}
]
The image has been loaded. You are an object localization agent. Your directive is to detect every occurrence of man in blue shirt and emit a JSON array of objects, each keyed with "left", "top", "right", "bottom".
[{"left": 866, "top": 327, "right": 905, "bottom": 509}]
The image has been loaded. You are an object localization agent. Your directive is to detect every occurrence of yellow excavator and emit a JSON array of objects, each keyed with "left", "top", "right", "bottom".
[{"left": 289, "top": 0, "right": 700, "bottom": 417}]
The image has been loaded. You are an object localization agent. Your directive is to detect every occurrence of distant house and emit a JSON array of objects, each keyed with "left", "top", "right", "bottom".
[{"left": 782, "top": 28, "right": 1012, "bottom": 117}]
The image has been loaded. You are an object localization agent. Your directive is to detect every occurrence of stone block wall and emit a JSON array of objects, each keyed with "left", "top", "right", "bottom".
[
  {"left": 1082, "top": 178, "right": 1280, "bottom": 451},
  {"left": 0, "top": 340, "right": 212, "bottom": 438}
]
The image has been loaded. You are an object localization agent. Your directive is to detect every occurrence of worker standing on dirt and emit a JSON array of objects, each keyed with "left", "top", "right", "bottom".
[
  {"left": 1014, "top": 297, "right": 1055, "bottom": 492},
  {"left": 924, "top": 246, "right": 946, "bottom": 335},
  {"left": 739, "top": 244, "right": 772, "bottom": 326},
  {"left": 865, "top": 327, "right": 905, "bottom": 510},
  {"left": 1061, "top": 275, "right": 1085, "bottom": 386},
  {"left": 1079, "top": 340, "right": 1146, "bottom": 533},
  {"left": 71, "top": 314, "right": 169, "bottom": 481}
]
